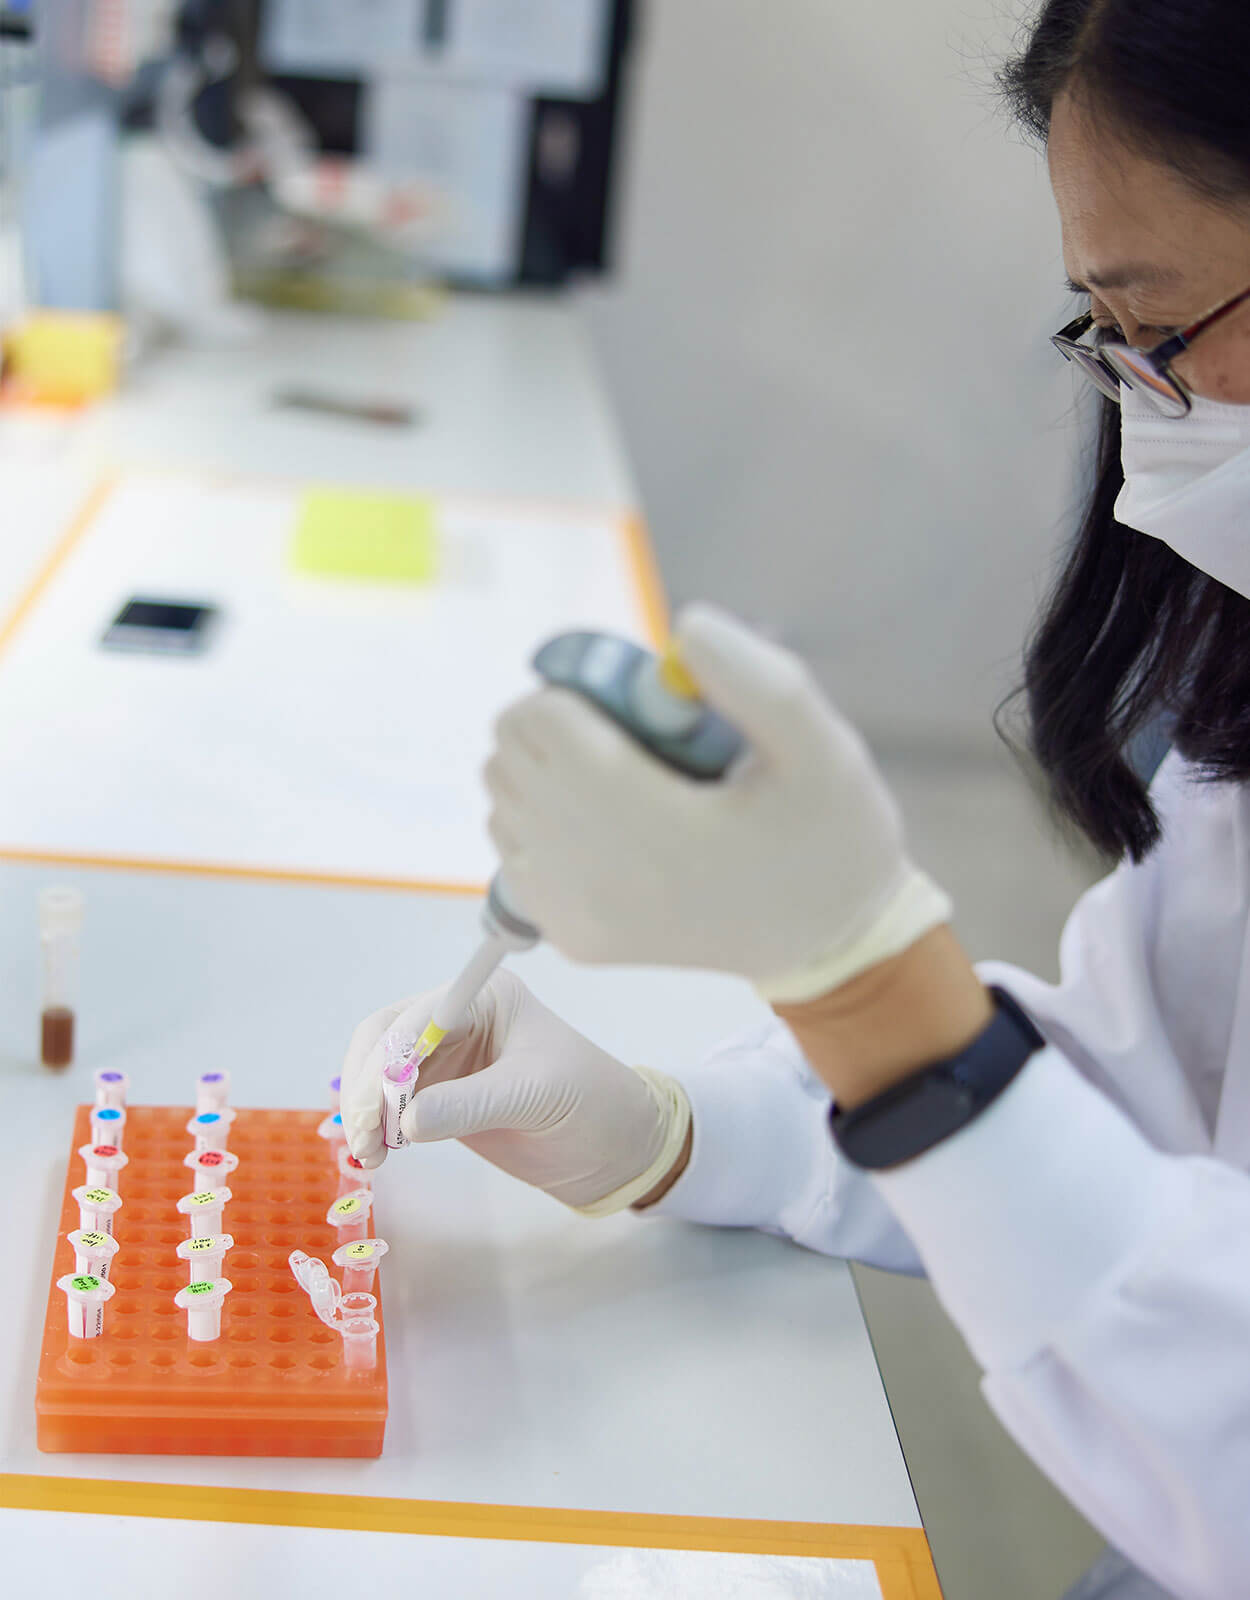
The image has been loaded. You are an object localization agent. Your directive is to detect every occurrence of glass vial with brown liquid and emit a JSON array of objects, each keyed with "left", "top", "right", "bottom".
[{"left": 39, "top": 886, "right": 83, "bottom": 1069}]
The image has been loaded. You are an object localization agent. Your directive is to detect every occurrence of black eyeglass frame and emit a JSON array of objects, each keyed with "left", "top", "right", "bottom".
[{"left": 1052, "top": 284, "right": 1250, "bottom": 417}]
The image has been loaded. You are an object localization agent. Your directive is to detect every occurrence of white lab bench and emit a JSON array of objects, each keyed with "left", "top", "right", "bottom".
[{"left": 0, "top": 299, "right": 939, "bottom": 1598}]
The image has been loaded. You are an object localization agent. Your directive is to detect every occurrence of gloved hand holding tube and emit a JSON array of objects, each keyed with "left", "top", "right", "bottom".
[
  {"left": 343, "top": 604, "right": 964, "bottom": 1210},
  {"left": 341, "top": 971, "right": 692, "bottom": 1216}
]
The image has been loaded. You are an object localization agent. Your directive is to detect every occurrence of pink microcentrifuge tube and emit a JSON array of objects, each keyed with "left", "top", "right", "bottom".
[
  {"left": 58, "top": 1272, "right": 116, "bottom": 1338},
  {"left": 79, "top": 1141, "right": 128, "bottom": 1191}
]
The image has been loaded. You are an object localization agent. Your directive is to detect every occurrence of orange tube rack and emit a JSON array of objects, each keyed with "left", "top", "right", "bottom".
[{"left": 36, "top": 1105, "right": 387, "bottom": 1456}]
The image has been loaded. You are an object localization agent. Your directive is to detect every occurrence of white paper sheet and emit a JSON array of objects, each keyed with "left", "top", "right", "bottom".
[
  {"left": 0, "top": 471, "right": 654, "bottom": 885},
  {"left": 1, "top": 1507, "right": 888, "bottom": 1599},
  {"left": 364, "top": 77, "right": 529, "bottom": 284},
  {"left": 262, "top": 0, "right": 610, "bottom": 99},
  {"left": 260, "top": 0, "right": 421, "bottom": 77}
]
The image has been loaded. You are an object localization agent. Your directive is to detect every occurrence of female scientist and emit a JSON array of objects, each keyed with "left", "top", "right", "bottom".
[{"left": 344, "top": 3, "right": 1250, "bottom": 1596}]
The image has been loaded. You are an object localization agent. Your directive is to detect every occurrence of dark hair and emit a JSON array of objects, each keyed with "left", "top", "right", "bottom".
[{"left": 998, "top": 0, "right": 1250, "bottom": 862}]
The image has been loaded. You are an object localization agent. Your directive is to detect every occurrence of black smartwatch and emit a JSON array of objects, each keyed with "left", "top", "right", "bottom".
[{"left": 829, "top": 986, "right": 1045, "bottom": 1171}]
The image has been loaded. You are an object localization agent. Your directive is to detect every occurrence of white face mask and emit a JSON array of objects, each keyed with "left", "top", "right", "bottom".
[{"left": 1115, "top": 385, "right": 1250, "bottom": 598}]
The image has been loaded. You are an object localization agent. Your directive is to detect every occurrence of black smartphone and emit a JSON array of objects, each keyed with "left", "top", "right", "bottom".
[{"left": 100, "top": 598, "right": 220, "bottom": 656}]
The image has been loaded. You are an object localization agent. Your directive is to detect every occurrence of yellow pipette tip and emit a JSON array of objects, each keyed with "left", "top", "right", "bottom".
[
  {"left": 415, "top": 1022, "right": 447, "bottom": 1060},
  {"left": 658, "top": 642, "right": 700, "bottom": 700}
]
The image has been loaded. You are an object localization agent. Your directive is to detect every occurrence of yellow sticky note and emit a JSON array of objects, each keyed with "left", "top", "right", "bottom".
[
  {"left": 2, "top": 311, "right": 124, "bottom": 405},
  {"left": 292, "top": 488, "right": 438, "bottom": 583}
]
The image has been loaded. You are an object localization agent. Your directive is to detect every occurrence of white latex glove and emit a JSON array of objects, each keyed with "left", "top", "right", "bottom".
[
  {"left": 485, "top": 605, "right": 951, "bottom": 1003},
  {"left": 340, "top": 970, "right": 690, "bottom": 1216}
]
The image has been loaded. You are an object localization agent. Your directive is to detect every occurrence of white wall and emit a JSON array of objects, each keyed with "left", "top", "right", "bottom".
[{"left": 578, "top": 0, "right": 1083, "bottom": 753}]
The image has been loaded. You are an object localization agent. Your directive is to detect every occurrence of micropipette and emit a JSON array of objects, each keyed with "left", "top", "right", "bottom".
[
  {"left": 381, "top": 874, "right": 539, "bottom": 1148},
  {"left": 380, "top": 630, "right": 746, "bottom": 1150}
]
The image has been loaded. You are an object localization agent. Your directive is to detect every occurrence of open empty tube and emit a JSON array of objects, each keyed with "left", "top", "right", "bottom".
[
  {"left": 289, "top": 1250, "right": 342, "bottom": 1326},
  {"left": 339, "top": 1316, "right": 379, "bottom": 1371}
]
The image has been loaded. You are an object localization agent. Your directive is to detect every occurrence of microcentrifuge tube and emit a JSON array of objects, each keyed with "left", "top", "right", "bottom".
[
  {"left": 176, "top": 1186, "right": 232, "bottom": 1239},
  {"left": 336, "top": 1144, "right": 372, "bottom": 1196},
  {"left": 58, "top": 1272, "right": 115, "bottom": 1338},
  {"left": 176, "top": 1232, "right": 233, "bottom": 1284},
  {"left": 339, "top": 1291, "right": 377, "bottom": 1323},
  {"left": 317, "top": 1112, "right": 347, "bottom": 1158},
  {"left": 93, "top": 1069, "right": 129, "bottom": 1110},
  {"left": 332, "top": 1237, "right": 389, "bottom": 1295},
  {"left": 325, "top": 1190, "right": 373, "bottom": 1244},
  {"left": 174, "top": 1278, "right": 232, "bottom": 1341},
  {"left": 67, "top": 1228, "right": 119, "bottom": 1281},
  {"left": 288, "top": 1251, "right": 341, "bottom": 1325},
  {"left": 89, "top": 1104, "right": 125, "bottom": 1151},
  {"left": 183, "top": 1147, "right": 239, "bottom": 1190},
  {"left": 381, "top": 1034, "right": 418, "bottom": 1151},
  {"left": 39, "top": 887, "right": 83, "bottom": 1070},
  {"left": 338, "top": 1316, "right": 380, "bottom": 1372},
  {"left": 79, "top": 1142, "right": 128, "bottom": 1191},
  {"left": 186, "top": 1109, "right": 235, "bottom": 1153},
  {"left": 329, "top": 1075, "right": 341, "bottom": 1111},
  {"left": 72, "top": 1184, "right": 122, "bottom": 1237},
  {"left": 195, "top": 1071, "right": 230, "bottom": 1115}
]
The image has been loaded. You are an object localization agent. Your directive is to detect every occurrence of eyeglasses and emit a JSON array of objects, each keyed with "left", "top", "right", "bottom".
[{"left": 1052, "top": 284, "right": 1250, "bottom": 418}]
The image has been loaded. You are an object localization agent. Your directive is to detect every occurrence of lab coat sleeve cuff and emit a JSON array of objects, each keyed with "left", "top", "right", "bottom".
[
  {"left": 872, "top": 1044, "right": 1191, "bottom": 1371},
  {"left": 644, "top": 1050, "right": 829, "bottom": 1232}
]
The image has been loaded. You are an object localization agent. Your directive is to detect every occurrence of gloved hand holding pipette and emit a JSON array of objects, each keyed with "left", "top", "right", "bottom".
[{"left": 341, "top": 971, "right": 691, "bottom": 1214}]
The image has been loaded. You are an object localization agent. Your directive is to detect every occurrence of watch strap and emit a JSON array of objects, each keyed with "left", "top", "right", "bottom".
[{"left": 829, "top": 986, "right": 1045, "bottom": 1171}]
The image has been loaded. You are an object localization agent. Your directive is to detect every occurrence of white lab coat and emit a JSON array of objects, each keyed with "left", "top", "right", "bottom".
[{"left": 652, "top": 749, "right": 1250, "bottom": 1600}]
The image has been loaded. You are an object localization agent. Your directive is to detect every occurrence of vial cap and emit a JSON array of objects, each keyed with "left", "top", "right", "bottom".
[
  {"left": 78, "top": 1231, "right": 109, "bottom": 1249},
  {"left": 71, "top": 1275, "right": 100, "bottom": 1293},
  {"left": 39, "top": 886, "right": 84, "bottom": 937}
]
